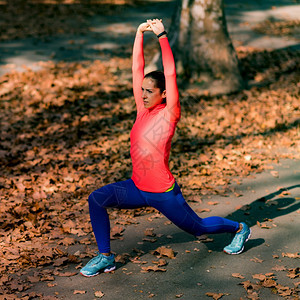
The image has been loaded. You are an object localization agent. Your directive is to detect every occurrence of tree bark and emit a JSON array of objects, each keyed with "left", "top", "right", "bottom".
[{"left": 149, "top": 0, "right": 244, "bottom": 95}]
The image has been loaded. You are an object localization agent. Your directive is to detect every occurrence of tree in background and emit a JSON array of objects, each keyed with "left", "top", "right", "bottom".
[{"left": 149, "top": 0, "right": 244, "bottom": 95}]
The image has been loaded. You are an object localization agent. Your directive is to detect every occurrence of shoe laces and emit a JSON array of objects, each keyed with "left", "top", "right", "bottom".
[
  {"left": 230, "top": 232, "right": 244, "bottom": 247},
  {"left": 88, "top": 253, "right": 104, "bottom": 266}
]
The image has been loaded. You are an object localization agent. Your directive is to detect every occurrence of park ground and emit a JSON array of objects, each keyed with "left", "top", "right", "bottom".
[{"left": 0, "top": 0, "right": 299, "bottom": 299}]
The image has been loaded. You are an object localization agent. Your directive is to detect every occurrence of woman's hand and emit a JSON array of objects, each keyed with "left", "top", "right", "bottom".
[
  {"left": 147, "top": 19, "right": 166, "bottom": 37},
  {"left": 137, "top": 22, "right": 152, "bottom": 35}
]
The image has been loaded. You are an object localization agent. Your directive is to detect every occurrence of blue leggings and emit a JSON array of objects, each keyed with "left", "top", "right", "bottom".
[{"left": 88, "top": 179, "right": 240, "bottom": 253}]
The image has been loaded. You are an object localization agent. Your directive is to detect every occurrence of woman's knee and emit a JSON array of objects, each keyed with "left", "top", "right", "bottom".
[{"left": 88, "top": 187, "right": 111, "bottom": 208}]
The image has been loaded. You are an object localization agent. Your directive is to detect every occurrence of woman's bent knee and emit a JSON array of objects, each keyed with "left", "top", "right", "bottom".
[{"left": 88, "top": 186, "right": 114, "bottom": 208}]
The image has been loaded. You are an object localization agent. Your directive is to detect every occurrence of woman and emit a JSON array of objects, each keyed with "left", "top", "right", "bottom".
[{"left": 80, "top": 19, "right": 251, "bottom": 277}]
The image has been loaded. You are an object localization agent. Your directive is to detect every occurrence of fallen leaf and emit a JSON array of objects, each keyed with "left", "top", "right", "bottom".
[
  {"left": 152, "top": 259, "right": 167, "bottom": 266},
  {"left": 53, "top": 257, "right": 68, "bottom": 267},
  {"left": 95, "top": 291, "right": 105, "bottom": 298},
  {"left": 141, "top": 265, "right": 167, "bottom": 272},
  {"left": 287, "top": 267, "right": 300, "bottom": 279},
  {"left": 197, "top": 235, "right": 214, "bottom": 243},
  {"left": 115, "top": 253, "right": 131, "bottom": 264},
  {"left": 232, "top": 273, "right": 245, "bottom": 279},
  {"left": 282, "top": 252, "right": 300, "bottom": 258},
  {"left": 57, "top": 271, "right": 77, "bottom": 277},
  {"left": 27, "top": 276, "right": 40, "bottom": 283},
  {"left": 252, "top": 274, "right": 266, "bottom": 281},
  {"left": 250, "top": 257, "right": 263, "bottom": 263},
  {"left": 144, "top": 228, "right": 156, "bottom": 237},
  {"left": 206, "top": 292, "right": 224, "bottom": 299},
  {"left": 47, "top": 283, "right": 57, "bottom": 287},
  {"left": 130, "top": 257, "right": 148, "bottom": 264},
  {"left": 272, "top": 265, "right": 286, "bottom": 271},
  {"left": 143, "top": 238, "right": 157, "bottom": 243},
  {"left": 74, "top": 290, "right": 86, "bottom": 294},
  {"left": 111, "top": 225, "right": 125, "bottom": 239},
  {"left": 239, "top": 280, "right": 261, "bottom": 291},
  {"left": 151, "top": 246, "right": 175, "bottom": 259},
  {"left": 207, "top": 201, "right": 219, "bottom": 206},
  {"left": 294, "top": 281, "right": 300, "bottom": 287},
  {"left": 195, "top": 208, "right": 211, "bottom": 213},
  {"left": 257, "top": 221, "right": 272, "bottom": 229},
  {"left": 261, "top": 278, "right": 277, "bottom": 288}
]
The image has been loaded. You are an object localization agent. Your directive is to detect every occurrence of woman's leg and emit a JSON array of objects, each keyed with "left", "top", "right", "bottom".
[
  {"left": 88, "top": 179, "right": 148, "bottom": 253},
  {"left": 140, "top": 181, "right": 239, "bottom": 237}
]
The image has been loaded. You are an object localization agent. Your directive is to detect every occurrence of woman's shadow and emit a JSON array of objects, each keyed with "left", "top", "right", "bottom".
[
  {"left": 133, "top": 184, "right": 300, "bottom": 256},
  {"left": 197, "top": 184, "right": 300, "bottom": 253}
]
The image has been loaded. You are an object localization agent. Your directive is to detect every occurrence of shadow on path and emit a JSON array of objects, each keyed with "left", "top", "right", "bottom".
[{"left": 116, "top": 184, "right": 300, "bottom": 262}]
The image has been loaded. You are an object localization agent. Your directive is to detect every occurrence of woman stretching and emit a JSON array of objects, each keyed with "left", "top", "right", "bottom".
[{"left": 80, "top": 19, "right": 251, "bottom": 277}]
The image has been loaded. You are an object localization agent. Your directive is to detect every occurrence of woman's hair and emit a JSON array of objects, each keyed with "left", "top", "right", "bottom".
[{"left": 144, "top": 70, "right": 166, "bottom": 93}]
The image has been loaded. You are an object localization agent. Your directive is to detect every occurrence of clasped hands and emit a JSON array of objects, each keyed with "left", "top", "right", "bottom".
[{"left": 137, "top": 19, "right": 166, "bottom": 37}]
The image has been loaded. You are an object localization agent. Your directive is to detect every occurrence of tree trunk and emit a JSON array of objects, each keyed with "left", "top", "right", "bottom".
[{"left": 149, "top": 0, "right": 244, "bottom": 95}]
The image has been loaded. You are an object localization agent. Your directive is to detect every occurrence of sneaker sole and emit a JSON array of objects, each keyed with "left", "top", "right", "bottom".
[
  {"left": 104, "top": 265, "right": 116, "bottom": 273},
  {"left": 80, "top": 265, "right": 116, "bottom": 277},
  {"left": 223, "top": 229, "right": 252, "bottom": 255}
]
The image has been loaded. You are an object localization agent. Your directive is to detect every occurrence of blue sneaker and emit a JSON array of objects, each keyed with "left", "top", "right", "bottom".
[
  {"left": 80, "top": 253, "right": 116, "bottom": 277},
  {"left": 223, "top": 222, "right": 251, "bottom": 255}
]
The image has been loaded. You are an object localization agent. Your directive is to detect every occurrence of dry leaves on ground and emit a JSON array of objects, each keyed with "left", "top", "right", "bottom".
[
  {"left": 94, "top": 290, "right": 105, "bottom": 298},
  {"left": 141, "top": 265, "right": 167, "bottom": 273},
  {"left": 151, "top": 246, "right": 175, "bottom": 259},
  {"left": 0, "top": 13, "right": 299, "bottom": 297},
  {"left": 206, "top": 292, "right": 224, "bottom": 300}
]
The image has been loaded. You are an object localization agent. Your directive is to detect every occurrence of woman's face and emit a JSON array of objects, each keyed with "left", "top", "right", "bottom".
[{"left": 141, "top": 77, "right": 166, "bottom": 109}]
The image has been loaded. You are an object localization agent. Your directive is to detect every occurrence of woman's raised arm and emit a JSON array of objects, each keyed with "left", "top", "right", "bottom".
[
  {"left": 132, "top": 23, "right": 151, "bottom": 113},
  {"left": 147, "top": 19, "right": 181, "bottom": 122}
]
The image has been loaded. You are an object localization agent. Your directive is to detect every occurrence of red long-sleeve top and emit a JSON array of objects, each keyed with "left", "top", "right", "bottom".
[{"left": 130, "top": 34, "right": 181, "bottom": 192}]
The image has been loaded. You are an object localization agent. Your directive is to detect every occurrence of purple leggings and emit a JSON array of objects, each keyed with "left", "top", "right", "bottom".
[{"left": 88, "top": 179, "right": 239, "bottom": 253}]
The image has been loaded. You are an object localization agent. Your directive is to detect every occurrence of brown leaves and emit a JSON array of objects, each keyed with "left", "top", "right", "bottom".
[
  {"left": 253, "top": 19, "right": 300, "bottom": 36},
  {"left": 56, "top": 271, "right": 77, "bottom": 277},
  {"left": 205, "top": 292, "right": 224, "bottom": 300},
  {"left": 272, "top": 265, "right": 286, "bottom": 272},
  {"left": 110, "top": 226, "right": 125, "bottom": 240},
  {"left": 151, "top": 246, "right": 175, "bottom": 259},
  {"left": 197, "top": 235, "right": 214, "bottom": 243},
  {"left": 0, "top": 14, "right": 299, "bottom": 299},
  {"left": 282, "top": 252, "right": 300, "bottom": 259},
  {"left": 256, "top": 221, "right": 272, "bottom": 229},
  {"left": 141, "top": 248, "right": 172, "bottom": 273},
  {"left": 141, "top": 265, "right": 167, "bottom": 273},
  {"left": 195, "top": 208, "right": 211, "bottom": 213},
  {"left": 232, "top": 273, "right": 245, "bottom": 279},
  {"left": 250, "top": 257, "right": 264, "bottom": 263},
  {"left": 207, "top": 201, "right": 219, "bottom": 206},
  {"left": 144, "top": 228, "right": 156, "bottom": 237},
  {"left": 239, "top": 269, "right": 300, "bottom": 299},
  {"left": 0, "top": 1, "right": 131, "bottom": 42},
  {"left": 74, "top": 290, "right": 86, "bottom": 295},
  {"left": 287, "top": 267, "right": 300, "bottom": 279},
  {"left": 270, "top": 171, "right": 279, "bottom": 178},
  {"left": 152, "top": 259, "right": 168, "bottom": 267},
  {"left": 94, "top": 290, "right": 105, "bottom": 298}
]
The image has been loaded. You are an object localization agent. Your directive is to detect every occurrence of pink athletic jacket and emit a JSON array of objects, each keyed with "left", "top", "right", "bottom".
[{"left": 130, "top": 34, "right": 181, "bottom": 192}]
